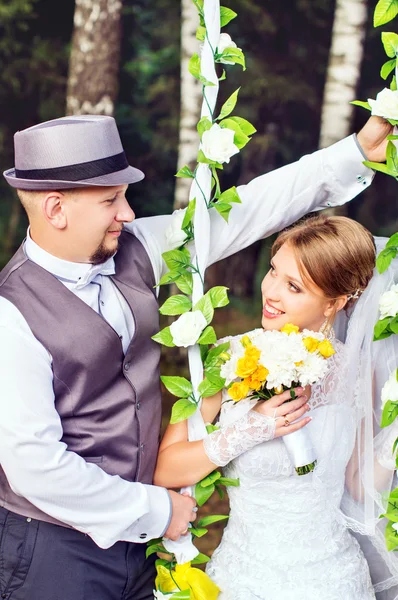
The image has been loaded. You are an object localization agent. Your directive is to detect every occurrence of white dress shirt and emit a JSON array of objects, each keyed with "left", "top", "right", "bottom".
[{"left": 0, "top": 135, "right": 373, "bottom": 549}]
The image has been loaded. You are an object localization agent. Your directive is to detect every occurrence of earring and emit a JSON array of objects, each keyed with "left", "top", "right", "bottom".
[{"left": 320, "top": 318, "right": 334, "bottom": 340}]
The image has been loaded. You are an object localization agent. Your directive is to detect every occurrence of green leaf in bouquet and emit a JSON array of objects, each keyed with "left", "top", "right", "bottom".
[
  {"left": 170, "top": 591, "right": 191, "bottom": 600},
  {"left": 215, "top": 484, "right": 224, "bottom": 499},
  {"left": 193, "top": 294, "right": 214, "bottom": 324},
  {"left": 197, "top": 326, "right": 217, "bottom": 345},
  {"left": 218, "top": 47, "right": 246, "bottom": 70},
  {"left": 175, "top": 272, "right": 193, "bottom": 295},
  {"left": 204, "top": 342, "right": 231, "bottom": 368},
  {"left": 381, "top": 32, "right": 398, "bottom": 57},
  {"left": 170, "top": 398, "right": 198, "bottom": 424},
  {"left": 209, "top": 286, "right": 230, "bottom": 308},
  {"left": 197, "top": 116, "right": 213, "bottom": 138},
  {"left": 219, "top": 118, "right": 250, "bottom": 149},
  {"left": 385, "top": 519, "right": 398, "bottom": 551},
  {"left": 374, "top": 0, "right": 398, "bottom": 27},
  {"left": 376, "top": 246, "right": 398, "bottom": 274},
  {"left": 391, "top": 75, "right": 397, "bottom": 90},
  {"left": 220, "top": 6, "right": 237, "bottom": 27},
  {"left": 196, "top": 25, "right": 206, "bottom": 42},
  {"left": 218, "top": 476, "right": 240, "bottom": 487},
  {"left": 161, "top": 376, "right": 193, "bottom": 398},
  {"left": 191, "top": 552, "right": 211, "bottom": 565},
  {"left": 390, "top": 317, "right": 398, "bottom": 335},
  {"left": 195, "top": 481, "right": 215, "bottom": 506},
  {"left": 216, "top": 88, "right": 241, "bottom": 120},
  {"left": 350, "top": 100, "right": 371, "bottom": 111},
  {"left": 386, "top": 233, "right": 398, "bottom": 248},
  {"left": 159, "top": 295, "right": 192, "bottom": 316},
  {"left": 176, "top": 165, "right": 195, "bottom": 179},
  {"left": 181, "top": 198, "right": 196, "bottom": 230},
  {"left": 394, "top": 436, "right": 398, "bottom": 455},
  {"left": 197, "top": 514, "right": 229, "bottom": 528},
  {"left": 227, "top": 116, "right": 257, "bottom": 136},
  {"left": 381, "top": 400, "right": 398, "bottom": 428},
  {"left": 374, "top": 316, "right": 393, "bottom": 340},
  {"left": 198, "top": 374, "right": 224, "bottom": 397},
  {"left": 146, "top": 543, "right": 166, "bottom": 559},
  {"left": 152, "top": 327, "right": 175, "bottom": 347},
  {"left": 363, "top": 160, "right": 396, "bottom": 178},
  {"left": 155, "top": 558, "right": 172, "bottom": 568},
  {"left": 381, "top": 58, "right": 397, "bottom": 80},
  {"left": 201, "top": 470, "right": 222, "bottom": 486},
  {"left": 214, "top": 201, "right": 233, "bottom": 222},
  {"left": 189, "top": 525, "right": 208, "bottom": 538},
  {"left": 162, "top": 249, "right": 191, "bottom": 272}
]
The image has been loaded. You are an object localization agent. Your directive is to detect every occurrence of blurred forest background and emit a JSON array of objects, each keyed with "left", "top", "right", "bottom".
[{"left": 0, "top": 0, "right": 397, "bottom": 554}]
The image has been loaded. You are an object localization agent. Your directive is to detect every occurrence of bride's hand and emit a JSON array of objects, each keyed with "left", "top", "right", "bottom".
[{"left": 253, "top": 388, "right": 311, "bottom": 438}]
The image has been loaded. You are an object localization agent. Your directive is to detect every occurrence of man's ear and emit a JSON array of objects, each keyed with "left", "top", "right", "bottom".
[
  {"left": 42, "top": 191, "right": 67, "bottom": 229},
  {"left": 324, "top": 296, "right": 348, "bottom": 318}
]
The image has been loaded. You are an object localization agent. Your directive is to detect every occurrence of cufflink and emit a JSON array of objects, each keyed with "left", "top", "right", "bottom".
[{"left": 139, "top": 533, "right": 147, "bottom": 539}]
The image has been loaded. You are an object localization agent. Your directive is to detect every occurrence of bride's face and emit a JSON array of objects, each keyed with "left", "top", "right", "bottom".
[{"left": 261, "top": 243, "right": 335, "bottom": 332}]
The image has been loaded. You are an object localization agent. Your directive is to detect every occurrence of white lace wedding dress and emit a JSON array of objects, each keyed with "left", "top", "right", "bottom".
[{"left": 206, "top": 332, "right": 375, "bottom": 599}]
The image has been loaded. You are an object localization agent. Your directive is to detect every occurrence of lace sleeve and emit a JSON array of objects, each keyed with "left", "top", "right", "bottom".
[{"left": 309, "top": 339, "right": 349, "bottom": 410}]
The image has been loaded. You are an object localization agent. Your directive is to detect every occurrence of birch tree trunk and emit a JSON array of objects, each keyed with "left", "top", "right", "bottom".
[
  {"left": 319, "top": 0, "right": 367, "bottom": 149},
  {"left": 174, "top": 0, "right": 202, "bottom": 210},
  {"left": 66, "top": 0, "right": 123, "bottom": 116}
]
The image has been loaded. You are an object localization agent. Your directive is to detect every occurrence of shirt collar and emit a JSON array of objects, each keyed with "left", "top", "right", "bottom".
[{"left": 24, "top": 229, "right": 116, "bottom": 287}]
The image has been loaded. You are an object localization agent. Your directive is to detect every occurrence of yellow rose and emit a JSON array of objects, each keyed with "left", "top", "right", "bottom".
[
  {"left": 155, "top": 562, "right": 220, "bottom": 600},
  {"left": 236, "top": 355, "right": 258, "bottom": 378},
  {"left": 245, "top": 346, "right": 261, "bottom": 361},
  {"left": 246, "top": 375, "right": 262, "bottom": 391},
  {"left": 318, "top": 339, "right": 335, "bottom": 358},
  {"left": 228, "top": 380, "right": 250, "bottom": 401},
  {"left": 281, "top": 323, "right": 300, "bottom": 335},
  {"left": 274, "top": 385, "right": 284, "bottom": 394},
  {"left": 303, "top": 336, "right": 320, "bottom": 353},
  {"left": 240, "top": 335, "right": 252, "bottom": 348},
  {"left": 254, "top": 365, "right": 269, "bottom": 382}
]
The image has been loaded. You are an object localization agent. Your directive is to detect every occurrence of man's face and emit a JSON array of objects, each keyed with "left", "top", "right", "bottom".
[{"left": 64, "top": 185, "right": 134, "bottom": 264}]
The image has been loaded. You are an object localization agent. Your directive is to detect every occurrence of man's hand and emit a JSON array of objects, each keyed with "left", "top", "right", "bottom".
[
  {"left": 357, "top": 116, "right": 393, "bottom": 163},
  {"left": 163, "top": 490, "right": 197, "bottom": 541}
]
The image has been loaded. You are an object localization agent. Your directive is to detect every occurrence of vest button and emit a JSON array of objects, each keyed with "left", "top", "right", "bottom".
[
  {"left": 124, "top": 362, "right": 131, "bottom": 371},
  {"left": 139, "top": 533, "right": 147, "bottom": 539},
  {"left": 136, "top": 403, "right": 140, "bottom": 410}
]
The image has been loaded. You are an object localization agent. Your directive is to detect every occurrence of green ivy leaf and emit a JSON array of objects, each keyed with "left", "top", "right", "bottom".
[
  {"left": 197, "top": 149, "right": 220, "bottom": 166},
  {"left": 152, "top": 326, "right": 175, "bottom": 347},
  {"left": 218, "top": 476, "right": 240, "bottom": 487},
  {"left": 195, "top": 481, "right": 215, "bottom": 506},
  {"left": 227, "top": 116, "right": 257, "bottom": 136},
  {"left": 386, "top": 232, "right": 398, "bottom": 248},
  {"left": 181, "top": 198, "right": 196, "bottom": 230},
  {"left": 175, "top": 165, "right": 195, "bottom": 179},
  {"left": 382, "top": 31, "right": 398, "bottom": 57},
  {"left": 385, "top": 519, "right": 398, "bottom": 551},
  {"left": 159, "top": 295, "right": 192, "bottom": 316},
  {"left": 217, "top": 88, "right": 240, "bottom": 120},
  {"left": 197, "top": 116, "right": 213, "bottom": 138},
  {"left": 217, "top": 186, "right": 242, "bottom": 205},
  {"left": 193, "top": 294, "right": 214, "bottom": 325},
  {"left": 374, "top": 316, "right": 392, "bottom": 340},
  {"left": 392, "top": 75, "right": 397, "bottom": 90},
  {"left": 175, "top": 271, "right": 193, "bottom": 295},
  {"left": 198, "top": 373, "right": 224, "bottom": 397},
  {"left": 219, "top": 69, "right": 227, "bottom": 81},
  {"left": 162, "top": 249, "right": 191, "bottom": 271},
  {"left": 146, "top": 543, "right": 166, "bottom": 558},
  {"left": 201, "top": 471, "right": 222, "bottom": 487},
  {"left": 188, "top": 53, "right": 215, "bottom": 86},
  {"left": 170, "top": 398, "right": 198, "bottom": 424},
  {"left": 160, "top": 376, "right": 193, "bottom": 398},
  {"left": 390, "top": 316, "right": 398, "bottom": 334},
  {"left": 197, "top": 326, "right": 217, "bottom": 345},
  {"left": 386, "top": 140, "right": 398, "bottom": 173},
  {"left": 189, "top": 525, "right": 208, "bottom": 538},
  {"left": 204, "top": 342, "right": 231, "bottom": 368},
  {"left": 220, "top": 6, "right": 237, "bottom": 27},
  {"left": 381, "top": 58, "right": 397, "bottom": 79},
  {"left": 197, "top": 514, "right": 229, "bottom": 528},
  {"left": 157, "top": 270, "right": 182, "bottom": 287},
  {"left": 196, "top": 25, "right": 206, "bottom": 41},
  {"left": 209, "top": 285, "right": 230, "bottom": 308},
  {"left": 376, "top": 246, "right": 398, "bottom": 274},
  {"left": 381, "top": 400, "right": 398, "bottom": 428},
  {"left": 374, "top": 0, "right": 398, "bottom": 27},
  {"left": 218, "top": 47, "right": 246, "bottom": 70},
  {"left": 219, "top": 118, "right": 250, "bottom": 149},
  {"left": 214, "top": 201, "right": 233, "bottom": 222},
  {"left": 363, "top": 160, "right": 396, "bottom": 177},
  {"left": 191, "top": 552, "right": 210, "bottom": 565},
  {"left": 350, "top": 100, "right": 372, "bottom": 111}
]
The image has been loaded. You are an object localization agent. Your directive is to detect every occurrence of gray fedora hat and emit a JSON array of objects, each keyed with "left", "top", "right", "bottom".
[{"left": 3, "top": 114, "right": 145, "bottom": 190}]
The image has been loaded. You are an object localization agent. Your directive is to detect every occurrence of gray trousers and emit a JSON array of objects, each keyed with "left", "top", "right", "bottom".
[{"left": 0, "top": 507, "right": 156, "bottom": 600}]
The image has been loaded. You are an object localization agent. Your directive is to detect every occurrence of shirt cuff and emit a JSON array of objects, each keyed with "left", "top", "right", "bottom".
[{"left": 124, "top": 485, "right": 171, "bottom": 543}]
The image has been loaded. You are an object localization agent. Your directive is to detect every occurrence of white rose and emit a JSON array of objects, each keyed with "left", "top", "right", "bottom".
[
  {"left": 170, "top": 311, "right": 207, "bottom": 347},
  {"left": 165, "top": 208, "right": 188, "bottom": 249},
  {"left": 217, "top": 33, "right": 240, "bottom": 64},
  {"left": 368, "top": 88, "right": 398, "bottom": 121},
  {"left": 381, "top": 369, "right": 398, "bottom": 409},
  {"left": 201, "top": 124, "right": 239, "bottom": 164},
  {"left": 379, "top": 284, "right": 398, "bottom": 319}
]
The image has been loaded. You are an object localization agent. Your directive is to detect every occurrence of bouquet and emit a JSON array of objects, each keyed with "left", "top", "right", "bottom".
[{"left": 219, "top": 323, "right": 335, "bottom": 475}]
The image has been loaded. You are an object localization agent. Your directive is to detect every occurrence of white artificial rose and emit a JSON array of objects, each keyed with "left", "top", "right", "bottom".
[
  {"left": 217, "top": 33, "right": 240, "bottom": 64},
  {"left": 201, "top": 124, "right": 239, "bottom": 164},
  {"left": 368, "top": 88, "right": 398, "bottom": 121},
  {"left": 165, "top": 208, "right": 188, "bottom": 249},
  {"left": 379, "top": 283, "right": 398, "bottom": 319},
  {"left": 170, "top": 311, "right": 207, "bottom": 347},
  {"left": 381, "top": 370, "right": 398, "bottom": 409}
]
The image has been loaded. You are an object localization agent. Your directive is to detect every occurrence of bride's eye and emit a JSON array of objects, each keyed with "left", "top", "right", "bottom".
[
  {"left": 288, "top": 282, "right": 300, "bottom": 293},
  {"left": 269, "top": 263, "right": 276, "bottom": 275}
]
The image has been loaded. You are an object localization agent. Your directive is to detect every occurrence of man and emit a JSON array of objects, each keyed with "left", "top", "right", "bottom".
[{"left": 0, "top": 113, "right": 390, "bottom": 599}]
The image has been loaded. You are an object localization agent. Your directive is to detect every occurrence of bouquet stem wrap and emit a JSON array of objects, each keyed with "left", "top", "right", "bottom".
[{"left": 282, "top": 427, "right": 317, "bottom": 476}]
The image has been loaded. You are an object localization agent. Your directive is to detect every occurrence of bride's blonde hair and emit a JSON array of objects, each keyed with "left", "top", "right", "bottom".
[{"left": 272, "top": 215, "right": 376, "bottom": 310}]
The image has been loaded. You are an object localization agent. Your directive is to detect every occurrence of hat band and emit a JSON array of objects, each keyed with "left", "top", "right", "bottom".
[{"left": 15, "top": 151, "right": 129, "bottom": 182}]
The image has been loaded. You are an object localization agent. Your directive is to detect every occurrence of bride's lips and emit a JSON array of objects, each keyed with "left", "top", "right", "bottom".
[{"left": 262, "top": 300, "right": 285, "bottom": 319}]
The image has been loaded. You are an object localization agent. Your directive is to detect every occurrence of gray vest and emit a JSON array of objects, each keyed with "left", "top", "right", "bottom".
[{"left": 0, "top": 231, "right": 162, "bottom": 527}]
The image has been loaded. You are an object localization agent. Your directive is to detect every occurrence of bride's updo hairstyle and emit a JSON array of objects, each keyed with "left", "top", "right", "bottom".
[{"left": 272, "top": 215, "right": 376, "bottom": 311}]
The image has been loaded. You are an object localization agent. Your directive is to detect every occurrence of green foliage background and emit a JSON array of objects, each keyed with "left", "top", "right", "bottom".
[{"left": 0, "top": 0, "right": 397, "bottom": 269}]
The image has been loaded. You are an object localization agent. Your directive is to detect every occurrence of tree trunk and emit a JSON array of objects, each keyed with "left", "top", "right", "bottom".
[
  {"left": 66, "top": 0, "right": 123, "bottom": 116},
  {"left": 174, "top": 0, "right": 202, "bottom": 210},
  {"left": 319, "top": 0, "right": 367, "bottom": 150}
]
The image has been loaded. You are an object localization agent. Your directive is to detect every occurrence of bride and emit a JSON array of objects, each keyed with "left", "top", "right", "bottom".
[{"left": 154, "top": 214, "right": 378, "bottom": 599}]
